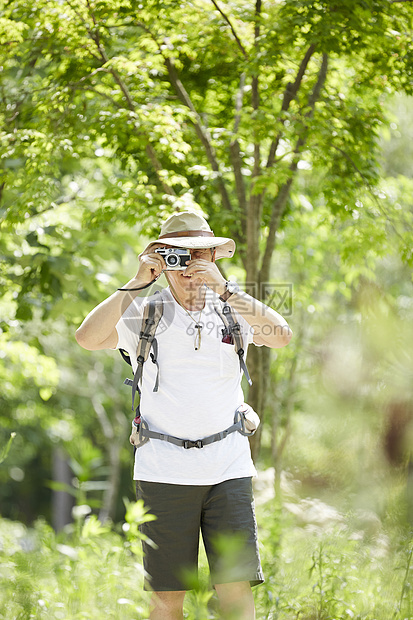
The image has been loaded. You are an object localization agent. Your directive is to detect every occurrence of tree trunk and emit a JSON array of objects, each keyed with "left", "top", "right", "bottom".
[
  {"left": 407, "top": 459, "right": 413, "bottom": 527},
  {"left": 247, "top": 345, "right": 271, "bottom": 462},
  {"left": 98, "top": 439, "right": 122, "bottom": 523},
  {"left": 52, "top": 447, "right": 74, "bottom": 532},
  {"left": 91, "top": 389, "right": 128, "bottom": 523}
]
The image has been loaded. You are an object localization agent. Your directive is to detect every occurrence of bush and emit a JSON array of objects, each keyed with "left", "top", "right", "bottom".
[
  {"left": 1, "top": 492, "right": 412, "bottom": 619},
  {"left": 0, "top": 501, "right": 152, "bottom": 619}
]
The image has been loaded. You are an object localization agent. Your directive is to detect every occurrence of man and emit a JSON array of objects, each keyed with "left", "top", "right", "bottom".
[{"left": 75, "top": 211, "right": 292, "bottom": 620}]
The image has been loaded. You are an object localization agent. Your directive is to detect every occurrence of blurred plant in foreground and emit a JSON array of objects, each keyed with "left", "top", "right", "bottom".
[{"left": 0, "top": 501, "right": 151, "bottom": 619}]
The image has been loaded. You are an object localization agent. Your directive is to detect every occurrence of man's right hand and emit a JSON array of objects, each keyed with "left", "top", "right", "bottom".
[
  {"left": 75, "top": 251, "right": 166, "bottom": 351},
  {"left": 133, "top": 251, "right": 166, "bottom": 287}
]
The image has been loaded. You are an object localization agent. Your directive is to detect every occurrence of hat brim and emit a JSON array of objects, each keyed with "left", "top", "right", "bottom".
[{"left": 144, "top": 237, "right": 235, "bottom": 259}]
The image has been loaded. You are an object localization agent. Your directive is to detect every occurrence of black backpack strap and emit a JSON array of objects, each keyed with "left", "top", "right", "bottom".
[
  {"left": 120, "top": 292, "right": 163, "bottom": 412},
  {"left": 130, "top": 293, "right": 163, "bottom": 410},
  {"left": 149, "top": 338, "right": 160, "bottom": 392},
  {"left": 214, "top": 302, "right": 252, "bottom": 386}
]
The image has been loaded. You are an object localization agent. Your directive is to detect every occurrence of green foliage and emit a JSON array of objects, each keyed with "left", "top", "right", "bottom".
[
  {"left": 0, "top": 504, "right": 151, "bottom": 619},
  {"left": 1, "top": 0, "right": 412, "bottom": 233},
  {"left": 1, "top": 494, "right": 413, "bottom": 619},
  {"left": 0, "top": 0, "right": 412, "bottom": 598},
  {"left": 0, "top": 433, "right": 16, "bottom": 465},
  {"left": 1, "top": 0, "right": 412, "bottom": 328},
  {"left": 256, "top": 512, "right": 413, "bottom": 619}
]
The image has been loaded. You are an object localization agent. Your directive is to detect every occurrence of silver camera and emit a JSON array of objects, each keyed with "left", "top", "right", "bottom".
[{"left": 155, "top": 247, "right": 191, "bottom": 270}]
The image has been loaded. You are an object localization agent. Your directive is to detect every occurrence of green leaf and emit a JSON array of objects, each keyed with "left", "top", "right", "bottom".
[{"left": 0, "top": 432, "right": 16, "bottom": 465}]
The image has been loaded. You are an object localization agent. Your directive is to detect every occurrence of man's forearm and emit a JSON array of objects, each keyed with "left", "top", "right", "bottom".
[
  {"left": 75, "top": 278, "right": 143, "bottom": 350},
  {"left": 225, "top": 290, "right": 292, "bottom": 348}
]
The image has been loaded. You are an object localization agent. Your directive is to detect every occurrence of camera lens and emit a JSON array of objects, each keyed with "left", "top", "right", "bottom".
[{"left": 166, "top": 254, "right": 179, "bottom": 267}]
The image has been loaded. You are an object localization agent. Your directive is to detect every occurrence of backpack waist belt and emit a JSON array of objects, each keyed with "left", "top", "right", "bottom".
[{"left": 130, "top": 407, "right": 255, "bottom": 449}]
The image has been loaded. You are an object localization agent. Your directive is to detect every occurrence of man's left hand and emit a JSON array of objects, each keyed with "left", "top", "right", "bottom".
[{"left": 183, "top": 259, "right": 226, "bottom": 296}]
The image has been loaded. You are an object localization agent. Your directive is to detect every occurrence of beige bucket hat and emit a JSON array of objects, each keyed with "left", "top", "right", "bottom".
[{"left": 143, "top": 211, "right": 235, "bottom": 259}]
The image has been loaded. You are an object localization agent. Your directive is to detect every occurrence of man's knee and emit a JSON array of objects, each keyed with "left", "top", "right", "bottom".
[
  {"left": 215, "top": 581, "right": 255, "bottom": 619},
  {"left": 150, "top": 590, "right": 186, "bottom": 619}
]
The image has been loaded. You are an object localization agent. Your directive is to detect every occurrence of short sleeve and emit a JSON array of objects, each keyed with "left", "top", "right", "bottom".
[
  {"left": 233, "top": 310, "right": 256, "bottom": 347},
  {"left": 115, "top": 297, "right": 146, "bottom": 357}
]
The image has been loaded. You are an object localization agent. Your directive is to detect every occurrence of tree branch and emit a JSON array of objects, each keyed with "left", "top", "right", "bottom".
[
  {"left": 91, "top": 395, "right": 114, "bottom": 441},
  {"left": 73, "top": 1, "right": 176, "bottom": 196},
  {"left": 165, "top": 56, "right": 233, "bottom": 211},
  {"left": 69, "top": 66, "right": 110, "bottom": 86},
  {"left": 246, "top": 0, "right": 262, "bottom": 279},
  {"left": 230, "top": 73, "right": 247, "bottom": 240},
  {"left": 330, "top": 143, "right": 412, "bottom": 241},
  {"left": 0, "top": 182, "right": 5, "bottom": 208},
  {"left": 70, "top": 84, "right": 124, "bottom": 109},
  {"left": 210, "top": 0, "right": 249, "bottom": 59},
  {"left": 233, "top": 72, "right": 245, "bottom": 135},
  {"left": 266, "top": 43, "right": 317, "bottom": 169},
  {"left": 229, "top": 141, "right": 247, "bottom": 241},
  {"left": 306, "top": 53, "right": 328, "bottom": 111},
  {"left": 28, "top": 193, "right": 81, "bottom": 219},
  {"left": 145, "top": 144, "right": 178, "bottom": 196},
  {"left": 259, "top": 53, "right": 329, "bottom": 284},
  {"left": 64, "top": 0, "right": 88, "bottom": 26}
]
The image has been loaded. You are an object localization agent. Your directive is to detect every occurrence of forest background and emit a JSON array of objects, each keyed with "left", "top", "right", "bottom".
[{"left": 1, "top": 0, "right": 413, "bottom": 618}]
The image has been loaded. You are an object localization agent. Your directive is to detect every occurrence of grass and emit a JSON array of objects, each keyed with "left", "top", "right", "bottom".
[
  {"left": 254, "top": 493, "right": 413, "bottom": 620},
  {"left": 0, "top": 480, "right": 412, "bottom": 620}
]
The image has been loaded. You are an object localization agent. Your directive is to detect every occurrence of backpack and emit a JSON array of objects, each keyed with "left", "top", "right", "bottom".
[{"left": 119, "top": 291, "right": 252, "bottom": 415}]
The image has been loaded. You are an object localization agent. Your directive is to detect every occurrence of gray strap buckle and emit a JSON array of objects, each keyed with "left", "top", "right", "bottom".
[
  {"left": 183, "top": 439, "right": 204, "bottom": 449},
  {"left": 129, "top": 418, "right": 150, "bottom": 447},
  {"left": 234, "top": 406, "right": 256, "bottom": 436}
]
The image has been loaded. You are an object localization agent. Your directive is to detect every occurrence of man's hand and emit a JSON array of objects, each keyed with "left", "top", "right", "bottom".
[
  {"left": 183, "top": 259, "right": 226, "bottom": 295},
  {"left": 135, "top": 251, "right": 166, "bottom": 286},
  {"left": 75, "top": 249, "right": 165, "bottom": 351}
]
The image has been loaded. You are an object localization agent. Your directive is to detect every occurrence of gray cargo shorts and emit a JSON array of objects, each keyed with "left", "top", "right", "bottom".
[{"left": 135, "top": 476, "right": 264, "bottom": 592}]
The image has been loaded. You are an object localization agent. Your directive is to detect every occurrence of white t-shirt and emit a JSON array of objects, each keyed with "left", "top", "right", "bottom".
[{"left": 115, "top": 286, "right": 258, "bottom": 485}]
